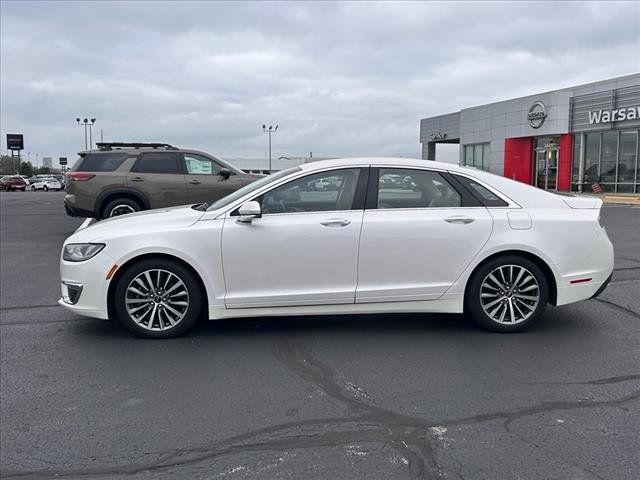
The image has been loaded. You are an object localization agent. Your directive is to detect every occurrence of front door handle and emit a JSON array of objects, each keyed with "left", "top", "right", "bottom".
[
  {"left": 320, "top": 219, "right": 351, "bottom": 227},
  {"left": 130, "top": 177, "right": 144, "bottom": 182},
  {"left": 188, "top": 179, "right": 201, "bottom": 185},
  {"left": 444, "top": 216, "right": 475, "bottom": 224}
]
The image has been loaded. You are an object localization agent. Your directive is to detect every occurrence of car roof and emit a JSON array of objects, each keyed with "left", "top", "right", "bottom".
[{"left": 299, "top": 157, "right": 466, "bottom": 173}]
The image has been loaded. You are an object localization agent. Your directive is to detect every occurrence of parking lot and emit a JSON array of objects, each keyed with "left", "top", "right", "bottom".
[{"left": 1, "top": 190, "right": 638, "bottom": 479}]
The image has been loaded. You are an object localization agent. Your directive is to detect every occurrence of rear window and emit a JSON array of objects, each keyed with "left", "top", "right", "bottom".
[
  {"left": 79, "top": 153, "right": 129, "bottom": 172},
  {"left": 132, "top": 152, "right": 182, "bottom": 174},
  {"left": 453, "top": 174, "right": 508, "bottom": 207}
]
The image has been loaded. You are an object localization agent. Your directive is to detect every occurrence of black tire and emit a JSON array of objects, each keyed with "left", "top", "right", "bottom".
[
  {"left": 465, "top": 255, "right": 549, "bottom": 332},
  {"left": 114, "top": 259, "right": 202, "bottom": 338},
  {"left": 21, "top": 187, "right": 26, "bottom": 191},
  {"left": 101, "top": 197, "right": 142, "bottom": 219},
  {"left": 31, "top": 186, "right": 36, "bottom": 191},
  {"left": 43, "top": 185, "right": 48, "bottom": 192}
]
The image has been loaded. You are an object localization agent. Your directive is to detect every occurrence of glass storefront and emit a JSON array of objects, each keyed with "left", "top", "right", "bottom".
[
  {"left": 572, "top": 129, "right": 639, "bottom": 193},
  {"left": 534, "top": 136, "right": 559, "bottom": 190}
]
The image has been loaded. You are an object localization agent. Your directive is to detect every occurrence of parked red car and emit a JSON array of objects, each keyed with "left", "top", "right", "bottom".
[{"left": 0, "top": 176, "right": 27, "bottom": 191}]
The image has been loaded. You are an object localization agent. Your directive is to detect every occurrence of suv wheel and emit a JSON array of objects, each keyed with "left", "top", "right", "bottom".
[
  {"left": 466, "top": 255, "right": 549, "bottom": 332},
  {"left": 114, "top": 259, "right": 202, "bottom": 338},
  {"left": 31, "top": 186, "right": 36, "bottom": 191},
  {"left": 102, "top": 197, "right": 141, "bottom": 219},
  {"left": 43, "top": 185, "right": 48, "bottom": 192}
]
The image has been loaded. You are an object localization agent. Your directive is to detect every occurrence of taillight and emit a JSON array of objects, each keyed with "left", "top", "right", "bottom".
[{"left": 66, "top": 172, "right": 95, "bottom": 181}]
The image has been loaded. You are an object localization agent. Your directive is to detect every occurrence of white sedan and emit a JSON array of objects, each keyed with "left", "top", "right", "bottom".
[
  {"left": 31, "top": 177, "right": 62, "bottom": 191},
  {"left": 59, "top": 158, "right": 614, "bottom": 338}
]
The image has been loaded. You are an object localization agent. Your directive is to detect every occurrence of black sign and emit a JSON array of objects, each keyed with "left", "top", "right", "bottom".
[
  {"left": 6, "top": 134, "right": 24, "bottom": 151},
  {"left": 59, "top": 157, "right": 68, "bottom": 165}
]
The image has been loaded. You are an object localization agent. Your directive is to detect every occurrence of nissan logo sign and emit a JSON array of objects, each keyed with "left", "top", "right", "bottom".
[{"left": 527, "top": 101, "right": 547, "bottom": 129}]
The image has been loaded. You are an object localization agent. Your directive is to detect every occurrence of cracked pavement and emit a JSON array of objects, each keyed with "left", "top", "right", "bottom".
[{"left": 1, "top": 192, "right": 639, "bottom": 479}]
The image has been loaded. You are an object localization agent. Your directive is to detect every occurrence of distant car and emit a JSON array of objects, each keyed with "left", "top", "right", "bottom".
[
  {"left": 64, "top": 142, "right": 260, "bottom": 219},
  {"left": 19, "top": 175, "right": 31, "bottom": 186},
  {"left": 0, "top": 176, "right": 27, "bottom": 191},
  {"left": 31, "top": 177, "right": 62, "bottom": 191}
]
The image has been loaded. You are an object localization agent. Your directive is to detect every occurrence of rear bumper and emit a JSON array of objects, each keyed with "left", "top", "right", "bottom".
[
  {"left": 590, "top": 273, "right": 612, "bottom": 299},
  {"left": 64, "top": 195, "right": 94, "bottom": 218}
]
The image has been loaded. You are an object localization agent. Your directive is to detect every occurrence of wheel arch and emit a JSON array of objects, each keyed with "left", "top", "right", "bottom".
[
  {"left": 95, "top": 188, "right": 151, "bottom": 219},
  {"left": 464, "top": 250, "right": 558, "bottom": 306},
  {"left": 107, "top": 253, "right": 210, "bottom": 320}
]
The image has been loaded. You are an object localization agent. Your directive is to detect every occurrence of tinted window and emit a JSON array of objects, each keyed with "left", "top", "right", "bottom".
[
  {"left": 133, "top": 153, "right": 181, "bottom": 174},
  {"left": 79, "top": 153, "right": 128, "bottom": 172},
  {"left": 184, "top": 154, "right": 220, "bottom": 175},
  {"left": 377, "top": 169, "right": 461, "bottom": 209},
  {"left": 261, "top": 168, "right": 361, "bottom": 214},
  {"left": 453, "top": 175, "right": 508, "bottom": 207}
]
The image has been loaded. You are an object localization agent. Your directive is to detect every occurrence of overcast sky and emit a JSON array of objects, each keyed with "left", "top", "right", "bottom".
[{"left": 1, "top": 1, "right": 639, "bottom": 166}]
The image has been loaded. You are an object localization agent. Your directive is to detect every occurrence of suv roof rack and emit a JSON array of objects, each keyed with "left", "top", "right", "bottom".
[{"left": 95, "top": 142, "right": 178, "bottom": 151}]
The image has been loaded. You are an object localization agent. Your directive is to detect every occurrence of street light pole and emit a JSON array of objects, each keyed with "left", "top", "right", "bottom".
[
  {"left": 262, "top": 124, "right": 278, "bottom": 173},
  {"left": 76, "top": 117, "right": 96, "bottom": 150}
]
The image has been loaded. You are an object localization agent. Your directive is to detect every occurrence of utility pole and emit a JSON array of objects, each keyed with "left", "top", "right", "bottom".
[{"left": 262, "top": 124, "right": 278, "bottom": 173}]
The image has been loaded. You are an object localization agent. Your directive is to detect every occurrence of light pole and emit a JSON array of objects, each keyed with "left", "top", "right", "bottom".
[
  {"left": 262, "top": 124, "right": 278, "bottom": 173},
  {"left": 76, "top": 117, "right": 96, "bottom": 149}
]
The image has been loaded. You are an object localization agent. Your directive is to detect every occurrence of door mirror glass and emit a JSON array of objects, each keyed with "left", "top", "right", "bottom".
[{"left": 237, "top": 200, "right": 261, "bottom": 223}]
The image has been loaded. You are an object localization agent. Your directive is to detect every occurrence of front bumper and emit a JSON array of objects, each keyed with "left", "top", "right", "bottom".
[{"left": 59, "top": 251, "right": 115, "bottom": 320}]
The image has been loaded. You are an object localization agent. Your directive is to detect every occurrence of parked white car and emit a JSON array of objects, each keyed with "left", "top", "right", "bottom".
[
  {"left": 59, "top": 158, "right": 614, "bottom": 338},
  {"left": 31, "top": 177, "right": 62, "bottom": 191}
]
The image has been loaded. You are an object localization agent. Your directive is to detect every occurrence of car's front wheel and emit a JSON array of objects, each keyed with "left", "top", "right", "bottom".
[
  {"left": 31, "top": 186, "right": 36, "bottom": 191},
  {"left": 114, "top": 259, "right": 202, "bottom": 338},
  {"left": 43, "top": 185, "right": 48, "bottom": 192},
  {"left": 466, "top": 255, "right": 549, "bottom": 332}
]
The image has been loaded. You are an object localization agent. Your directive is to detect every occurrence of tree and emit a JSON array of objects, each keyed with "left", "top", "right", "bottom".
[
  {"left": 0, "top": 155, "right": 18, "bottom": 175},
  {"left": 19, "top": 161, "right": 34, "bottom": 177},
  {"left": 34, "top": 166, "right": 52, "bottom": 175}
]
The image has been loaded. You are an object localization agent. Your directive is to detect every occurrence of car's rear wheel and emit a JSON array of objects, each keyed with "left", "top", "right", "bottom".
[
  {"left": 102, "top": 197, "right": 141, "bottom": 219},
  {"left": 20, "top": 187, "right": 25, "bottom": 191},
  {"left": 43, "top": 185, "right": 48, "bottom": 192},
  {"left": 31, "top": 186, "right": 36, "bottom": 191},
  {"left": 114, "top": 259, "right": 202, "bottom": 338},
  {"left": 466, "top": 255, "right": 549, "bottom": 332}
]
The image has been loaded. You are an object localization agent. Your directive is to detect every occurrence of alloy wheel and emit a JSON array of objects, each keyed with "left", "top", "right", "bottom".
[
  {"left": 109, "top": 204, "right": 136, "bottom": 217},
  {"left": 479, "top": 264, "right": 540, "bottom": 325},
  {"left": 124, "top": 269, "right": 190, "bottom": 331}
]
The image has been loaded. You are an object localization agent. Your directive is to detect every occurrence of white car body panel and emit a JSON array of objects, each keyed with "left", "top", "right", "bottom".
[
  {"left": 32, "top": 178, "right": 61, "bottom": 190},
  {"left": 58, "top": 157, "right": 614, "bottom": 324}
]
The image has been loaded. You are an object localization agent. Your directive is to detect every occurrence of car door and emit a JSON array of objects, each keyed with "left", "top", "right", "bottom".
[
  {"left": 356, "top": 167, "right": 493, "bottom": 303},
  {"left": 221, "top": 167, "right": 367, "bottom": 308},
  {"left": 127, "top": 152, "right": 187, "bottom": 208},
  {"left": 183, "top": 153, "right": 245, "bottom": 204}
]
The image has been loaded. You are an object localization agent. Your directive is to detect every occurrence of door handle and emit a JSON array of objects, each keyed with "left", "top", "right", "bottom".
[
  {"left": 444, "top": 216, "right": 475, "bottom": 224},
  {"left": 130, "top": 177, "right": 144, "bottom": 182},
  {"left": 320, "top": 219, "right": 351, "bottom": 227},
  {"left": 188, "top": 179, "right": 201, "bottom": 185}
]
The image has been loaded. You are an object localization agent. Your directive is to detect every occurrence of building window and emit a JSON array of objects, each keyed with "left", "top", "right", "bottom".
[
  {"left": 463, "top": 143, "right": 490, "bottom": 170},
  {"left": 581, "top": 129, "right": 639, "bottom": 194},
  {"left": 618, "top": 131, "right": 638, "bottom": 193},
  {"left": 571, "top": 135, "right": 581, "bottom": 192}
]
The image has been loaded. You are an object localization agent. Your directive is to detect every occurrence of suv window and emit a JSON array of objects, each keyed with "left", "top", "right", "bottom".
[
  {"left": 261, "top": 168, "right": 361, "bottom": 214},
  {"left": 377, "top": 168, "right": 461, "bottom": 209},
  {"left": 79, "top": 153, "right": 128, "bottom": 172},
  {"left": 184, "top": 154, "right": 220, "bottom": 175},
  {"left": 132, "top": 152, "right": 182, "bottom": 174}
]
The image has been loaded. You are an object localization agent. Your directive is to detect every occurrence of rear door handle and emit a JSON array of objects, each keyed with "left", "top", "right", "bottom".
[
  {"left": 130, "top": 177, "right": 144, "bottom": 182},
  {"left": 188, "top": 179, "right": 201, "bottom": 185},
  {"left": 320, "top": 219, "right": 351, "bottom": 227},
  {"left": 444, "top": 216, "right": 474, "bottom": 224}
]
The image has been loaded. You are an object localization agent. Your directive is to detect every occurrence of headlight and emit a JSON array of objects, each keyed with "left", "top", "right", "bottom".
[{"left": 63, "top": 243, "right": 105, "bottom": 262}]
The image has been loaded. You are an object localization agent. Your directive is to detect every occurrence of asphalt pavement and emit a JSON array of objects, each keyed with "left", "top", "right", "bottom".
[{"left": 1, "top": 191, "right": 639, "bottom": 480}]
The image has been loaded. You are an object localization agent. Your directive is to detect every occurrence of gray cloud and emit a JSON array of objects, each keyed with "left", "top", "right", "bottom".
[{"left": 1, "top": 1, "right": 638, "bottom": 165}]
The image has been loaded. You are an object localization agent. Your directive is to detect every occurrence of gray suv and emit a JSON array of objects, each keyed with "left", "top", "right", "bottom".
[{"left": 64, "top": 142, "right": 260, "bottom": 219}]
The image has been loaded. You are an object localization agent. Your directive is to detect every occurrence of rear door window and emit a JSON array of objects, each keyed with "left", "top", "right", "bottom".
[
  {"left": 376, "top": 168, "right": 462, "bottom": 209},
  {"left": 132, "top": 153, "right": 182, "bottom": 174},
  {"left": 79, "top": 153, "right": 129, "bottom": 172}
]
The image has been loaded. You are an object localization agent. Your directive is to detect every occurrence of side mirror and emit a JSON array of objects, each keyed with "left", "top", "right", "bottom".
[
  {"left": 219, "top": 168, "right": 232, "bottom": 180},
  {"left": 237, "top": 201, "right": 261, "bottom": 223}
]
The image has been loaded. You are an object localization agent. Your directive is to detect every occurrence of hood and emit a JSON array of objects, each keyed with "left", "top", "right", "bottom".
[{"left": 67, "top": 205, "right": 205, "bottom": 243}]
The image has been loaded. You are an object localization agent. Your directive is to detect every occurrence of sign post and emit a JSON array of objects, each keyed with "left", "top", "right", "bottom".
[
  {"left": 6, "top": 134, "right": 24, "bottom": 174},
  {"left": 59, "top": 157, "right": 68, "bottom": 173}
]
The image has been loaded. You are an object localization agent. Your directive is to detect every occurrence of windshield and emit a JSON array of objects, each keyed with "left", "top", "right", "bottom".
[{"left": 207, "top": 167, "right": 301, "bottom": 211}]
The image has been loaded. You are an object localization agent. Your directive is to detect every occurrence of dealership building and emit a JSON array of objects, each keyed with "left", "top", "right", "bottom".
[{"left": 420, "top": 73, "right": 640, "bottom": 193}]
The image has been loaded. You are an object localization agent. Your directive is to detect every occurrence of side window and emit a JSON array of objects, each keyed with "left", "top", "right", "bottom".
[
  {"left": 79, "top": 153, "right": 129, "bottom": 172},
  {"left": 261, "top": 168, "right": 361, "bottom": 214},
  {"left": 452, "top": 175, "right": 508, "bottom": 207},
  {"left": 184, "top": 154, "right": 220, "bottom": 175},
  {"left": 377, "top": 169, "right": 461, "bottom": 209},
  {"left": 132, "top": 153, "right": 181, "bottom": 174}
]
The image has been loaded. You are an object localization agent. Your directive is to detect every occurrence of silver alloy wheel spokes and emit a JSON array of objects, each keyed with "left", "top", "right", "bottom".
[
  {"left": 480, "top": 264, "right": 540, "bottom": 325},
  {"left": 109, "top": 204, "right": 136, "bottom": 217},
  {"left": 125, "top": 269, "right": 189, "bottom": 331}
]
